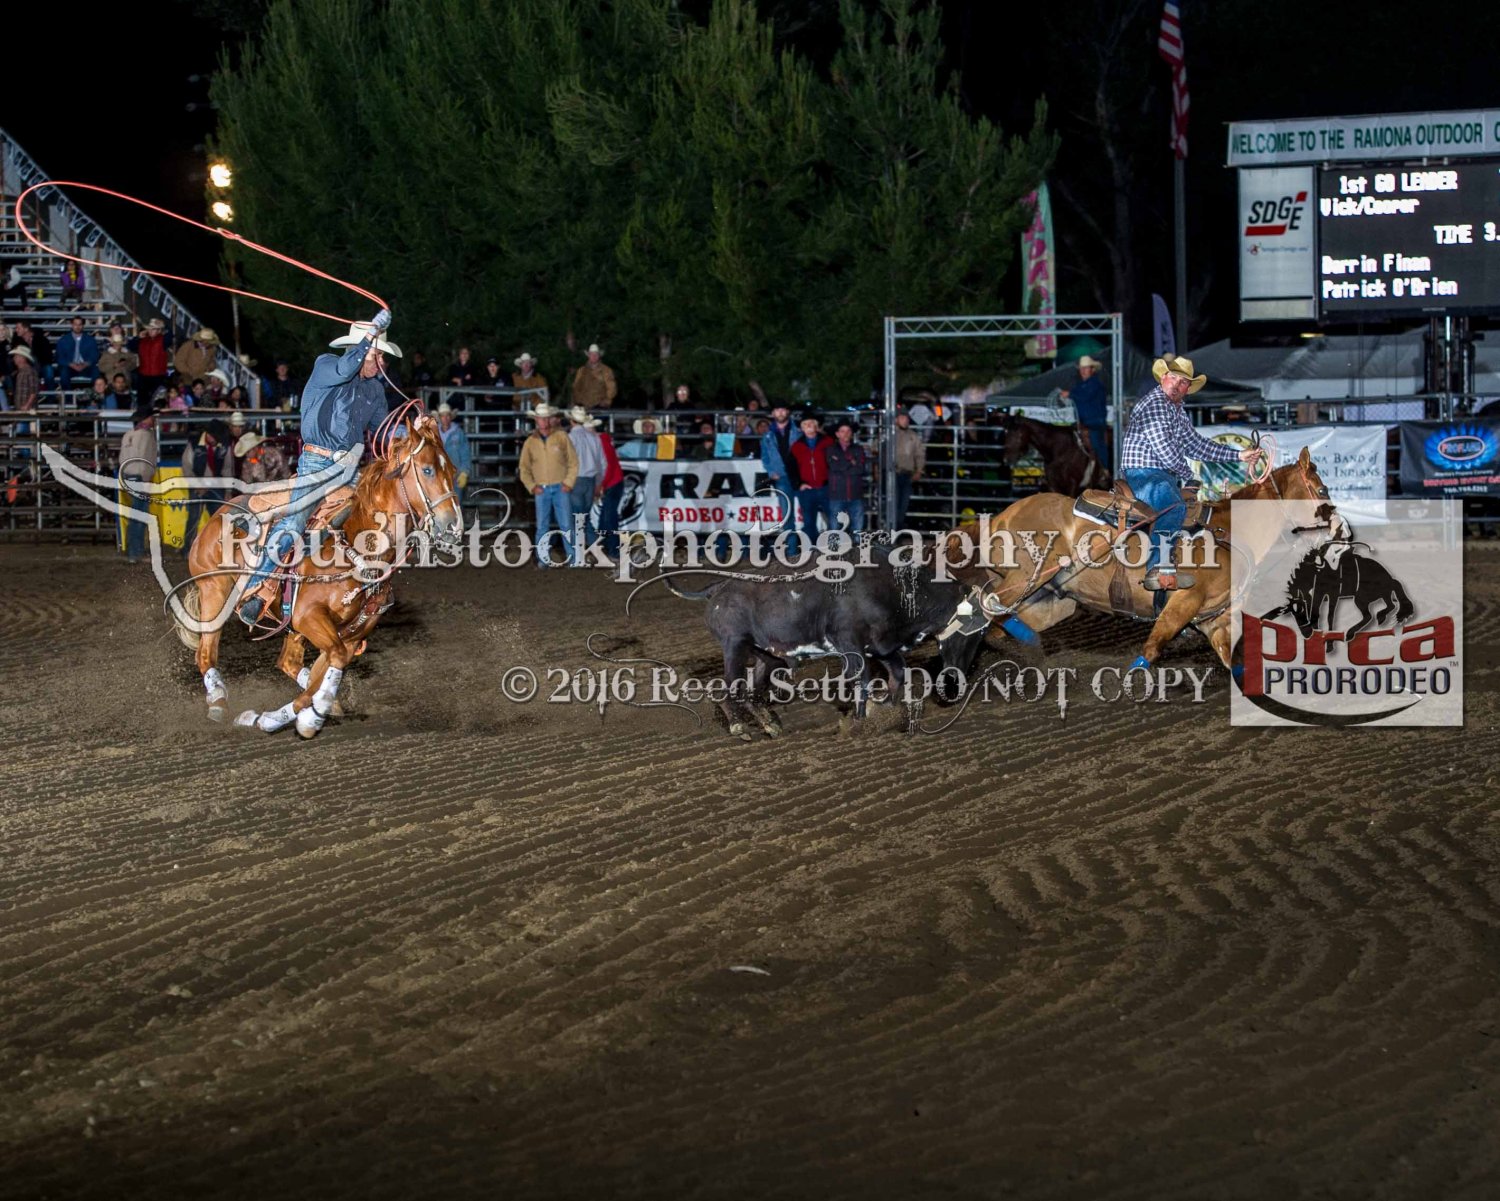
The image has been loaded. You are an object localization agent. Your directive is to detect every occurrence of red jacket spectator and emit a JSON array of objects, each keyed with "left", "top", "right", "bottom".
[
  {"left": 136, "top": 328, "right": 169, "bottom": 376},
  {"left": 791, "top": 434, "right": 831, "bottom": 488},
  {"left": 599, "top": 430, "right": 624, "bottom": 490}
]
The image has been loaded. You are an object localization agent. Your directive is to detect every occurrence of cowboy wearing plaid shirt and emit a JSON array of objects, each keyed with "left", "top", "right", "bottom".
[{"left": 1122, "top": 356, "right": 1264, "bottom": 590}]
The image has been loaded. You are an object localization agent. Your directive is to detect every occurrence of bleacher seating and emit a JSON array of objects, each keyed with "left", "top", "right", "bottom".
[{"left": 0, "top": 196, "right": 132, "bottom": 339}]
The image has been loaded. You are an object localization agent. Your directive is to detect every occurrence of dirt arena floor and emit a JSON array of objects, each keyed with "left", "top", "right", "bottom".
[{"left": 2, "top": 541, "right": 1499, "bottom": 1200}]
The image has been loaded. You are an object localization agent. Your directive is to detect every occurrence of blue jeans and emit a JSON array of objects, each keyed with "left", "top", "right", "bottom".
[
  {"left": 1083, "top": 426, "right": 1109, "bottom": 466},
  {"left": 571, "top": 475, "right": 597, "bottom": 554},
  {"left": 1123, "top": 468, "right": 1187, "bottom": 574},
  {"left": 894, "top": 473, "right": 914, "bottom": 529},
  {"left": 828, "top": 498, "right": 865, "bottom": 533},
  {"left": 125, "top": 486, "right": 149, "bottom": 560},
  {"left": 245, "top": 449, "right": 353, "bottom": 590},
  {"left": 798, "top": 486, "right": 828, "bottom": 543},
  {"left": 599, "top": 481, "right": 623, "bottom": 558},
  {"left": 535, "top": 482, "right": 572, "bottom": 565}
]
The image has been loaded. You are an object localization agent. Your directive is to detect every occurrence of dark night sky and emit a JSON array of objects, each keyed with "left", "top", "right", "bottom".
[{"left": 10, "top": 1, "right": 1500, "bottom": 355}]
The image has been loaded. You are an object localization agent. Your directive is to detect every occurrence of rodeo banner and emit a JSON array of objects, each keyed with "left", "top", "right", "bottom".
[
  {"left": 1398, "top": 420, "right": 1500, "bottom": 496},
  {"left": 612, "top": 458, "right": 785, "bottom": 533},
  {"left": 1190, "top": 424, "right": 1389, "bottom": 502}
]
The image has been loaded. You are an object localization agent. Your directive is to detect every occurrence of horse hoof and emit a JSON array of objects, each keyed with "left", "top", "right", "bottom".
[
  {"left": 233, "top": 710, "right": 259, "bottom": 728},
  {"left": 208, "top": 702, "right": 226, "bottom": 723},
  {"left": 330, "top": 699, "right": 346, "bottom": 718}
]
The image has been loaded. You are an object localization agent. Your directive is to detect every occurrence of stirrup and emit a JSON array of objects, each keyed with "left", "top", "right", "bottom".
[{"left": 1142, "top": 569, "right": 1195, "bottom": 592}]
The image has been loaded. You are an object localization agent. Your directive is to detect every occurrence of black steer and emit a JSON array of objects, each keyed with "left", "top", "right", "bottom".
[{"left": 665, "top": 547, "right": 989, "bottom": 739}]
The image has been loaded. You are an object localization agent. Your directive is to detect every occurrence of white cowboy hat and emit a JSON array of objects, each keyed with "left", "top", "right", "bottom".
[
  {"left": 145, "top": 317, "right": 166, "bottom": 331},
  {"left": 206, "top": 368, "right": 231, "bottom": 387},
  {"left": 9, "top": 344, "right": 35, "bottom": 363},
  {"left": 228, "top": 410, "right": 246, "bottom": 427},
  {"left": 530, "top": 403, "right": 563, "bottom": 419},
  {"left": 632, "top": 417, "right": 658, "bottom": 435},
  {"left": 1077, "top": 354, "right": 1104, "bottom": 370},
  {"left": 328, "top": 321, "right": 402, "bottom": 357},
  {"left": 436, "top": 402, "right": 453, "bottom": 415},
  {"left": 234, "top": 432, "right": 265, "bottom": 457},
  {"left": 1152, "top": 355, "right": 1208, "bottom": 394},
  {"left": 586, "top": 343, "right": 603, "bottom": 355},
  {"left": 514, "top": 352, "right": 536, "bottom": 367},
  {"left": 193, "top": 327, "right": 219, "bottom": 344},
  {"left": 568, "top": 405, "right": 601, "bottom": 427}
]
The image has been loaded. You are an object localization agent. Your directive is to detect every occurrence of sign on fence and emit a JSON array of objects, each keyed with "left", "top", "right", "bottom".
[
  {"left": 1190, "top": 424, "right": 1388, "bottom": 502},
  {"left": 1398, "top": 419, "right": 1500, "bottom": 495}
]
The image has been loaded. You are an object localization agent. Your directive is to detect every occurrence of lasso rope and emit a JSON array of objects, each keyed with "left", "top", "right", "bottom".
[{"left": 13, "top": 181, "right": 386, "bottom": 326}]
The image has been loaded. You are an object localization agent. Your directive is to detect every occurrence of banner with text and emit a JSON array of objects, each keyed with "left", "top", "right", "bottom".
[
  {"left": 1398, "top": 420, "right": 1500, "bottom": 496},
  {"left": 612, "top": 458, "right": 790, "bottom": 533},
  {"left": 1238, "top": 167, "right": 1316, "bottom": 320},
  {"left": 1189, "top": 424, "right": 1388, "bottom": 502},
  {"left": 1228, "top": 109, "right": 1500, "bottom": 167}
]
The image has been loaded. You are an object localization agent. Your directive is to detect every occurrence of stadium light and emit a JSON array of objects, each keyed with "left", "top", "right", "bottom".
[
  {"left": 211, "top": 201, "right": 234, "bottom": 223},
  {"left": 209, "top": 162, "right": 233, "bottom": 189}
]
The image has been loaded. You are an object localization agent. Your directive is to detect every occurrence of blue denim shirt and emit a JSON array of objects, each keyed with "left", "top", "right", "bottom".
[{"left": 298, "top": 338, "right": 387, "bottom": 451}]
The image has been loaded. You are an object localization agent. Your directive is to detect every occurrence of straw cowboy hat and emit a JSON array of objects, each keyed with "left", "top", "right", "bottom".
[
  {"left": 1152, "top": 355, "right": 1208, "bottom": 394},
  {"left": 192, "top": 327, "right": 220, "bottom": 344},
  {"left": 228, "top": 410, "right": 246, "bottom": 428},
  {"left": 568, "top": 405, "right": 602, "bottom": 427},
  {"left": 514, "top": 352, "right": 536, "bottom": 368},
  {"left": 529, "top": 402, "right": 564, "bottom": 420},
  {"left": 328, "top": 320, "right": 402, "bottom": 357},
  {"left": 234, "top": 431, "right": 266, "bottom": 458},
  {"left": 436, "top": 402, "right": 453, "bottom": 415},
  {"left": 9, "top": 344, "right": 35, "bottom": 363},
  {"left": 1077, "top": 354, "right": 1104, "bottom": 370},
  {"left": 632, "top": 417, "right": 659, "bottom": 435}
]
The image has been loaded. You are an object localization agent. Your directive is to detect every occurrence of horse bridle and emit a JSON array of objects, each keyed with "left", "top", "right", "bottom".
[{"left": 385, "top": 435, "right": 460, "bottom": 546}]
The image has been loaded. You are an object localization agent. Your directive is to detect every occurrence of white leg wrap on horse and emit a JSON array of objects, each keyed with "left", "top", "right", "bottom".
[
  {"left": 296, "top": 666, "right": 312, "bottom": 689},
  {"left": 315, "top": 667, "right": 344, "bottom": 711},
  {"left": 203, "top": 667, "right": 227, "bottom": 704},
  {"left": 257, "top": 702, "right": 297, "bottom": 733}
]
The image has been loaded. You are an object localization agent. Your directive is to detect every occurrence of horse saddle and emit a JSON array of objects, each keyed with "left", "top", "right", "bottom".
[
  {"left": 228, "top": 482, "right": 357, "bottom": 553},
  {"left": 1072, "top": 480, "right": 1212, "bottom": 532}
]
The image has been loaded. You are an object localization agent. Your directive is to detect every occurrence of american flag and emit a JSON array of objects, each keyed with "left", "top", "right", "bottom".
[{"left": 1159, "top": 1, "right": 1188, "bottom": 158}]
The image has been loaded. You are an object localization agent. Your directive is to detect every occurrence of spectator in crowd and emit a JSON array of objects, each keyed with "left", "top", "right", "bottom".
[
  {"left": 180, "top": 404, "right": 233, "bottom": 554},
  {"left": 518, "top": 402, "right": 578, "bottom": 567},
  {"left": 11, "top": 319, "right": 53, "bottom": 374},
  {"left": 173, "top": 327, "right": 219, "bottom": 383},
  {"left": 618, "top": 416, "right": 659, "bottom": 459},
  {"left": 108, "top": 373, "right": 133, "bottom": 407},
  {"left": 1060, "top": 354, "right": 1109, "bottom": 466},
  {"left": 1, "top": 259, "right": 23, "bottom": 307},
  {"left": 435, "top": 402, "right": 471, "bottom": 505},
  {"left": 790, "top": 413, "right": 831, "bottom": 543},
  {"left": 264, "top": 359, "right": 302, "bottom": 408},
  {"left": 98, "top": 324, "right": 138, "bottom": 385},
  {"left": 512, "top": 352, "right": 547, "bottom": 409},
  {"left": 754, "top": 417, "right": 770, "bottom": 436},
  {"left": 481, "top": 356, "right": 508, "bottom": 388},
  {"left": 597, "top": 419, "right": 624, "bottom": 562},
  {"left": 759, "top": 402, "right": 802, "bottom": 547},
  {"left": 204, "top": 368, "right": 231, "bottom": 403},
  {"left": 9, "top": 344, "right": 39, "bottom": 411},
  {"left": 119, "top": 404, "right": 158, "bottom": 564},
  {"left": 232, "top": 429, "right": 290, "bottom": 484},
  {"left": 132, "top": 318, "right": 170, "bottom": 403},
  {"left": 689, "top": 420, "right": 717, "bottom": 460},
  {"left": 892, "top": 408, "right": 925, "bottom": 528},
  {"left": 407, "top": 350, "right": 434, "bottom": 388},
  {"left": 55, "top": 316, "right": 100, "bottom": 388},
  {"left": 567, "top": 405, "right": 606, "bottom": 554},
  {"left": 59, "top": 262, "right": 86, "bottom": 308},
  {"left": 226, "top": 384, "right": 250, "bottom": 409},
  {"left": 445, "top": 346, "right": 478, "bottom": 388},
  {"left": 664, "top": 382, "right": 693, "bottom": 413},
  {"left": 188, "top": 379, "right": 207, "bottom": 407},
  {"left": 745, "top": 397, "right": 762, "bottom": 415},
  {"left": 85, "top": 377, "right": 111, "bottom": 410},
  {"left": 572, "top": 343, "right": 617, "bottom": 410},
  {"left": 825, "top": 418, "right": 869, "bottom": 532}
]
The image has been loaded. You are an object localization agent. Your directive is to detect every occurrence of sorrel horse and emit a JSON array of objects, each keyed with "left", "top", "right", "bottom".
[
  {"left": 948, "top": 447, "right": 1338, "bottom": 670},
  {"left": 996, "top": 412, "right": 1110, "bottom": 496},
  {"left": 176, "top": 411, "right": 462, "bottom": 737}
]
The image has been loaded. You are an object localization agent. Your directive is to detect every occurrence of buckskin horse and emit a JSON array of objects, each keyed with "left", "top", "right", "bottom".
[
  {"left": 175, "top": 405, "right": 462, "bottom": 737},
  {"left": 948, "top": 447, "right": 1339, "bottom": 671},
  {"left": 996, "top": 412, "right": 1110, "bottom": 496}
]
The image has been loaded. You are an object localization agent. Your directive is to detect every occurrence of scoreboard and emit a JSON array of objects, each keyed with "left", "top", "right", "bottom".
[{"left": 1318, "top": 161, "right": 1500, "bottom": 317}]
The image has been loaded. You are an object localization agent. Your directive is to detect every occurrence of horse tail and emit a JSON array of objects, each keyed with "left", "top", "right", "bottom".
[
  {"left": 662, "top": 575, "right": 730, "bottom": 601},
  {"left": 1391, "top": 579, "right": 1416, "bottom": 624},
  {"left": 174, "top": 581, "right": 203, "bottom": 650}
]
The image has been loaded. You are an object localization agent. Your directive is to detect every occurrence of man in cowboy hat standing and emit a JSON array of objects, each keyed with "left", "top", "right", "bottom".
[
  {"left": 566, "top": 405, "right": 605, "bottom": 558},
  {"left": 119, "top": 403, "right": 158, "bottom": 564},
  {"left": 9, "top": 344, "right": 38, "bottom": 411},
  {"left": 436, "top": 402, "right": 471, "bottom": 504},
  {"left": 1121, "top": 355, "right": 1264, "bottom": 591},
  {"left": 1061, "top": 354, "right": 1109, "bottom": 467},
  {"left": 174, "top": 327, "right": 219, "bottom": 385},
  {"left": 237, "top": 310, "right": 397, "bottom": 624},
  {"left": 512, "top": 352, "right": 548, "bottom": 411},
  {"left": 518, "top": 403, "right": 578, "bottom": 567},
  {"left": 571, "top": 343, "right": 617, "bottom": 410}
]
